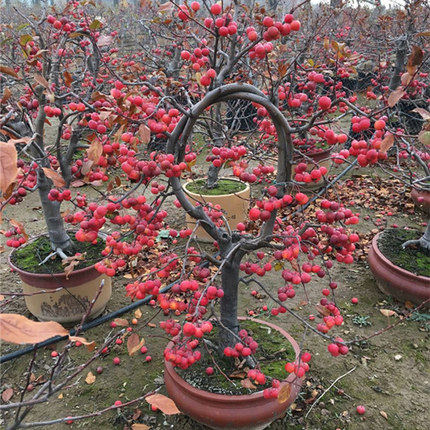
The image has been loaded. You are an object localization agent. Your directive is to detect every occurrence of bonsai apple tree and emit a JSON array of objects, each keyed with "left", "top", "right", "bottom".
[{"left": 1, "top": 0, "right": 364, "bottom": 401}]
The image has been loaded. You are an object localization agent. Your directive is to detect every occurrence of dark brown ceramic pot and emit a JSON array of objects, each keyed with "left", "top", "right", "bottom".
[
  {"left": 164, "top": 317, "right": 302, "bottom": 430},
  {"left": 367, "top": 232, "right": 430, "bottom": 306}
]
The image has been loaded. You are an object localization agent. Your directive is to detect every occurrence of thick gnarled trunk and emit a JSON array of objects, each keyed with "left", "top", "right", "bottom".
[{"left": 38, "top": 169, "right": 72, "bottom": 252}]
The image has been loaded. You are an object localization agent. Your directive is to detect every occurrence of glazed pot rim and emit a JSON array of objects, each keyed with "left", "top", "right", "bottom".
[
  {"left": 183, "top": 177, "right": 250, "bottom": 198},
  {"left": 293, "top": 147, "right": 332, "bottom": 158},
  {"left": 8, "top": 231, "right": 105, "bottom": 278},
  {"left": 371, "top": 231, "right": 430, "bottom": 281},
  {"left": 164, "top": 316, "right": 302, "bottom": 403}
]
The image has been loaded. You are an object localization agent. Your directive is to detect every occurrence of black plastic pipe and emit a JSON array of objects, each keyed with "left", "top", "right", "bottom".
[{"left": 0, "top": 282, "right": 175, "bottom": 364}]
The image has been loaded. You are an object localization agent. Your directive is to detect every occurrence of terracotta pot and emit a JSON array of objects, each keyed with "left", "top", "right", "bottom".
[
  {"left": 368, "top": 231, "right": 430, "bottom": 306},
  {"left": 164, "top": 317, "right": 302, "bottom": 430},
  {"left": 9, "top": 238, "right": 112, "bottom": 324},
  {"left": 411, "top": 188, "right": 430, "bottom": 215},
  {"left": 292, "top": 148, "right": 332, "bottom": 190},
  {"left": 183, "top": 178, "right": 250, "bottom": 240}
]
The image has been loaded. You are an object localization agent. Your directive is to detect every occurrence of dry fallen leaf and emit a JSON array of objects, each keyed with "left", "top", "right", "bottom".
[
  {"left": 0, "top": 314, "right": 68, "bottom": 344},
  {"left": 240, "top": 378, "right": 256, "bottom": 389},
  {"left": 277, "top": 384, "right": 292, "bottom": 404},
  {"left": 127, "top": 333, "right": 145, "bottom": 356},
  {"left": 1, "top": 387, "right": 14, "bottom": 402},
  {"left": 113, "top": 318, "right": 129, "bottom": 327},
  {"left": 380, "top": 410, "right": 388, "bottom": 420},
  {"left": 380, "top": 309, "right": 397, "bottom": 318},
  {"left": 0, "top": 141, "right": 18, "bottom": 193},
  {"left": 131, "top": 424, "right": 150, "bottom": 430},
  {"left": 146, "top": 394, "right": 180, "bottom": 415},
  {"left": 85, "top": 372, "right": 96, "bottom": 385},
  {"left": 58, "top": 393, "right": 63, "bottom": 399},
  {"left": 134, "top": 308, "right": 142, "bottom": 319}
]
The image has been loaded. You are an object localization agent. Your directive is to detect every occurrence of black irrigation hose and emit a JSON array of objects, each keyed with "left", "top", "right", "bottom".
[{"left": 0, "top": 282, "right": 175, "bottom": 364}]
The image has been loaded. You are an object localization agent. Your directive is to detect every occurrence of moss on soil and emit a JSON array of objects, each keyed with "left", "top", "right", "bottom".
[
  {"left": 186, "top": 178, "right": 246, "bottom": 196},
  {"left": 11, "top": 234, "right": 106, "bottom": 274},
  {"left": 377, "top": 228, "right": 430, "bottom": 277},
  {"left": 176, "top": 319, "right": 295, "bottom": 395}
]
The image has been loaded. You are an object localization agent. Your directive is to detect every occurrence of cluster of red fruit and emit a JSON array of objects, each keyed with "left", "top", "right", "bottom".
[
  {"left": 46, "top": 14, "right": 76, "bottom": 32},
  {"left": 4, "top": 227, "right": 27, "bottom": 248},
  {"left": 43, "top": 105, "right": 62, "bottom": 117},
  {"left": 208, "top": 145, "right": 247, "bottom": 168},
  {"left": 223, "top": 328, "right": 258, "bottom": 358},
  {"left": 284, "top": 351, "right": 311, "bottom": 378},
  {"left": 294, "top": 162, "right": 328, "bottom": 183},
  {"left": 164, "top": 338, "right": 201, "bottom": 370},
  {"left": 47, "top": 189, "right": 72, "bottom": 202}
]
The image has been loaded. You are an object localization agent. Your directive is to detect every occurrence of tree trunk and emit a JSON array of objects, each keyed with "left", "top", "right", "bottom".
[
  {"left": 389, "top": 36, "right": 408, "bottom": 90},
  {"left": 205, "top": 104, "right": 224, "bottom": 188},
  {"left": 38, "top": 169, "right": 72, "bottom": 252},
  {"left": 219, "top": 256, "right": 241, "bottom": 349},
  {"left": 402, "top": 218, "right": 430, "bottom": 251}
]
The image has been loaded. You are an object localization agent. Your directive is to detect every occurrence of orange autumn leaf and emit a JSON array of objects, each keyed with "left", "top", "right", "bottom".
[
  {"left": 0, "top": 141, "right": 18, "bottom": 193},
  {"left": 42, "top": 167, "right": 66, "bottom": 188},
  {"left": 0, "top": 314, "right": 68, "bottom": 344},
  {"left": 145, "top": 394, "right": 180, "bottom": 415}
]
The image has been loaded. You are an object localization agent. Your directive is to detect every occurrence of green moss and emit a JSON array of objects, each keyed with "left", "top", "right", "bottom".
[
  {"left": 185, "top": 178, "right": 246, "bottom": 196},
  {"left": 377, "top": 228, "right": 430, "bottom": 277},
  {"left": 176, "top": 319, "right": 295, "bottom": 395},
  {"left": 11, "top": 234, "right": 106, "bottom": 274}
]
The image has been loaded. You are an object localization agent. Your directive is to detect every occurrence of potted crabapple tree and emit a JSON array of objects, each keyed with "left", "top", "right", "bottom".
[{"left": 0, "top": 2, "right": 173, "bottom": 323}]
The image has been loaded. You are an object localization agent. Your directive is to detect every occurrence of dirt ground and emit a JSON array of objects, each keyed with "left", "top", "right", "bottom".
[{"left": 0, "top": 168, "right": 429, "bottom": 430}]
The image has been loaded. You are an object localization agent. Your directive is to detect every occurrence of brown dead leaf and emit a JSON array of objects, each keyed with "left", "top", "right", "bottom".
[
  {"left": 134, "top": 308, "right": 142, "bottom": 319},
  {"left": 0, "top": 65, "right": 19, "bottom": 78},
  {"left": 412, "top": 108, "right": 430, "bottom": 121},
  {"left": 404, "top": 301, "right": 414, "bottom": 309},
  {"left": 0, "top": 314, "right": 68, "bottom": 344},
  {"left": 10, "top": 219, "right": 28, "bottom": 240},
  {"left": 278, "top": 384, "right": 292, "bottom": 404},
  {"left": 127, "top": 333, "right": 145, "bottom": 356},
  {"left": 0, "top": 141, "right": 18, "bottom": 193},
  {"left": 63, "top": 71, "right": 72, "bottom": 87},
  {"left": 387, "top": 88, "right": 405, "bottom": 107},
  {"left": 406, "top": 46, "right": 423, "bottom": 74},
  {"left": 1, "top": 87, "right": 12, "bottom": 104},
  {"left": 145, "top": 394, "right": 180, "bottom": 415},
  {"left": 240, "top": 378, "right": 256, "bottom": 389},
  {"left": 315, "top": 304, "right": 331, "bottom": 317},
  {"left": 380, "top": 133, "right": 395, "bottom": 153},
  {"left": 229, "top": 370, "right": 247, "bottom": 379},
  {"left": 69, "top": 336, "right": 96, "bottom": 351},
  {"left": 34, "top": 74, "right": 50, "bottom": 89},
  {"left": 131, "top": 409, "right": 142, "bottom": 421},
  {"left": 87, "top": 139, "right": 103, "bottom": 163},
  {"left": 2, "top": 388, "right": 14, "bottom": 402},
  {"left": 380, "top": 410, "right": 388, "bottom": 420},
  {"left": 131, "top": 424, "right": 149, "bottom": 430},
  {"left": 138, "top": 124, "right": 151, "bottom": 145},
  {"left": 42, "top": 168, "right": 65, "bottom": 188},
  {"left": 113, "top": 318, "right": 129, "bottom": 327},
  {"left": 85, "top": 371, "right": 96, "bottom": 385},
  {"left": 62, "top": 254, "right": 85, "bottom": 279},
  {"left": 380, "top": 309, "right": 397, "bottom": 317},
  {"left": 147, "top": 323, "right": 156, "bottom": 328}
]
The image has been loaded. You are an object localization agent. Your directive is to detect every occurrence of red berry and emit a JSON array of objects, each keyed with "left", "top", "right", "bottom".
[
  {"left": 113, "top": 357, "right": 120, "bottom": 365},
  {"left": 356, "top": 405, "right": 366, "bottom": 415}
]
